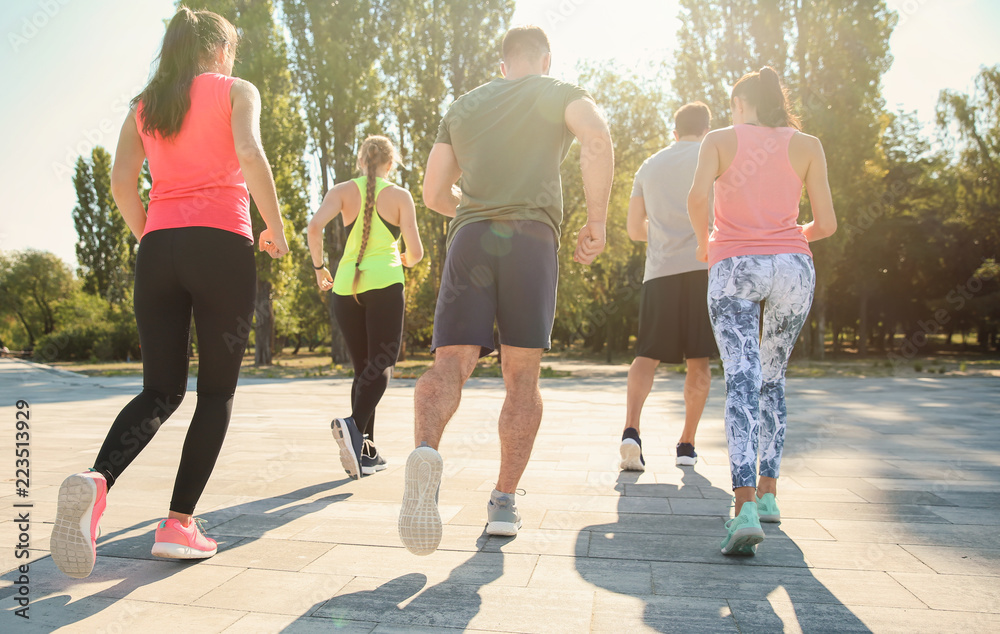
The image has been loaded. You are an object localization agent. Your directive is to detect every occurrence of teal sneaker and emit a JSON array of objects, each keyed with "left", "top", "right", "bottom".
[
  {"left": 720, "top": 501, "right": 765, "bottom": 556},
  {"left": 756, "top": 493, "right": 780, "bottom": 523}
]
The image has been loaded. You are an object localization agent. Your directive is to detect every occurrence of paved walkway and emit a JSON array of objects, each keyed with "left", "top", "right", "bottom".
[{"left": 1, "top": 358, "right": 999, "bottom": 632}]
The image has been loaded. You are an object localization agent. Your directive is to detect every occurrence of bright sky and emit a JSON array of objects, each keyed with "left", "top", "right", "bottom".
[{"left": 1, "top": 0, "right": 997, "bottom": 267}]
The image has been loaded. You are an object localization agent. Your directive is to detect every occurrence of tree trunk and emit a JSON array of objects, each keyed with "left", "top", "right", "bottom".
[
  {"left": 858, "top": 291, "right": 869, "bottom": 356},
  {"left": 254, "top": 278, "right": 274, "bottom": 367},
  {"left": 811, "top": 287, "right": 826, "bottom": 360},
  {"left": 605, "top": 315, "right": 613, "bottom": 364}
]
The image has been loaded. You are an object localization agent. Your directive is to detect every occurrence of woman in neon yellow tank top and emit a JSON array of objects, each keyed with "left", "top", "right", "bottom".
[{"left": 307, "top": 136, "right": 423, "bottom": 478}]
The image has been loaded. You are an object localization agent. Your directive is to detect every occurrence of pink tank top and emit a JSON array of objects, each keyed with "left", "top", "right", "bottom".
[
  {"left": 137, "top": 73, "right": 252, "bottom": 241},
  {"left": 709, "top": 125, "right": 811, "bottom": 268}
]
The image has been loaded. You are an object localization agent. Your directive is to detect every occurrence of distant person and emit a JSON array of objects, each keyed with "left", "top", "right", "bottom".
[
  {"left": 307, "top": 135, "right": 423, "bottom": 479},
  {"left": 398, "top": 25, "right": 614, "bottom": 555},
  {"left": 688, "top": 66, "right": 836, "bottom": 555},
  {"left": 51, "top": 8, "right": 289, "bottom": 578},
  {"left": 620, "top": 102, "right": 716, "bottom": 472}
]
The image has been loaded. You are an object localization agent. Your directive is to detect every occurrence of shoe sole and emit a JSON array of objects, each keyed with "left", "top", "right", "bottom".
[
  {"left": 361, "top": 463, "right": 388, "bottom": 476},
  {"left": 398, "top": 446, "right": 443, "bottom": 556},
  {"left": 51, "top": 474, "right": 99, "bottom": 578},
  {"left": 332, "top": 418, "right": 361, "bottom": 479},
  {"left": 151, "top": 542, "right": 218, "bottom": 559},
  {"left": 619, "top": 439, "right": 645, "bottom": 472},
  {"left": 675, "top": 455, "right": 698, "bottom": 466},
  {"left": 721, "top": 526, "right": 765, "bottom": 556},
  {"left": 759, "top": 514, "right": 780, "bottom": 523},
  {"left": 486, "top": 520, "right": 521, "bottom": 537}
]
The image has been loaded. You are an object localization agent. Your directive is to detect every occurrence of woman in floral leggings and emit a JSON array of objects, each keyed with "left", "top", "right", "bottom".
[{"left": 688, "top": 66, "right": 838, "bottom": 556}]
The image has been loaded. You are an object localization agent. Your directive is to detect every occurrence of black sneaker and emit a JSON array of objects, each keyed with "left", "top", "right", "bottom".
[
  {"left": 332, "top": 417, "right": 364, "bottom": 479},
  {"left": 676, "top": 442, "right": 698, "bottom": 466},
  {"left": 619, "top": 427, "right": 645, "bottom": 471},
  {"left": 361, "top": 438, "right": 387, "bottom": 475}
]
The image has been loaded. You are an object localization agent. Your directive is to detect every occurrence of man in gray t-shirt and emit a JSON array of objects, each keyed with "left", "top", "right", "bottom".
[{"left": 619, "top": 102, "right": 718, "bottom": 473}]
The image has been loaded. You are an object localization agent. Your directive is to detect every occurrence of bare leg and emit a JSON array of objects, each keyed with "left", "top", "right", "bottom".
[
  {"left": 734, "top": 486, "right": 756, "bottom": 516},
  {"left": 679, "top": 357, "right": 711, "bottom": 445},
  {"left": 756, "top": 476, "right": 777, "bottom": 497},
  {"left": 625, "top": 356, "right": 659, "bottom": 432},
  {"left": 496, "top": 346, "right": 544, "bottom": 494},
  {"left": 413, "top": 345, "right": 480, "bottom": 449},
  {"left": 168, "top": 511, "right": 193, "bottom": 526}
]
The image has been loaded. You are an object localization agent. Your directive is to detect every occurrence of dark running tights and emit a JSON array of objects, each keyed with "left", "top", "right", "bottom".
[
  {"left": 93, "top": 227, "right": 256, "bottom": 515},
  {"left": 331, "top": 283, "right": 404, "bottom": 441}
]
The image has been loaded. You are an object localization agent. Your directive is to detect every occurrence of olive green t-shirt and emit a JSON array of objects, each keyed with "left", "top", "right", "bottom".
[{"left": 435, "top": 74, "right": 591, "bottom": 249}]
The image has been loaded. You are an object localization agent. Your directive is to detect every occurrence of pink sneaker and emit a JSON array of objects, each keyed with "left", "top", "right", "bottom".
[
  {"left": 151, "top": 518, "right": 218, "bottom": 559},
  {"left": 51, "top": 470, "right": 108, "bottom": 578}
]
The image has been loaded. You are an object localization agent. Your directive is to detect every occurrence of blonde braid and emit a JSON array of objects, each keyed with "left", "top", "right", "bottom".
[{"left": 351, "top": 137, "right": 395, "bottom": 302}]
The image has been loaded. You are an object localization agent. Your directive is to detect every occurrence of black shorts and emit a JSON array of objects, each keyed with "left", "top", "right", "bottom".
[
  {"left": 635, "top": 270, "right": 718, "bottom": 363},
  {"left": 431, "top": 219, "right": 558, "bottom": 357}
]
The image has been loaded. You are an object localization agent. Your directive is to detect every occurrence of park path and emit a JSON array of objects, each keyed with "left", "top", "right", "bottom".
[{"left": 1, "top": 357, "right": 999, "bottom": 632}]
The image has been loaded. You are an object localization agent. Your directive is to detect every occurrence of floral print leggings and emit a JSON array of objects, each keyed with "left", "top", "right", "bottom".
[{"left": 708, "top": 254, "right": 815, "bottom": 490}]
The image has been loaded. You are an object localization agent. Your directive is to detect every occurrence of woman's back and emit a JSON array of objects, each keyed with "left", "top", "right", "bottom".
[
  {"left": 137, "top": 73, "right": 250, "bottom": 240},
  {"left": 709, "top": 124, "right": 810, "bottom": 268}
]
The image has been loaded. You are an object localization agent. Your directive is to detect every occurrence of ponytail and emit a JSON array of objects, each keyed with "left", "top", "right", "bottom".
[
  {"left": 351, "top": 136, "right": 400, "bottom": 303},
  {"left": 133, "top": 8, "right": 238, "bottom": 139},
  {"left": 731, "top": 66, "right": 801, "bottom": 130}
]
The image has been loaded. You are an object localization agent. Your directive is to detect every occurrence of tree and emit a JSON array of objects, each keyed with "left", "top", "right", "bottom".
[
  {"left": 0, "top": 250, "right": 75, "bottom": 349},
  {"left": 184, "top": 0, "right": 312, "bottom": 366},
  {"left": 72, "top": 146, "right": 135, "bottom": 304}
]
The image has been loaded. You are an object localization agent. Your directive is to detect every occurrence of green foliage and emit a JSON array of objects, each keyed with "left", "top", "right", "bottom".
[{"left": 0, "top": 250, "right": 75, "bottom": 349}]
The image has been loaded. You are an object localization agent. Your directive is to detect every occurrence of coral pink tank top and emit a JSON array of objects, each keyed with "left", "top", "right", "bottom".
[
  {"left": 709, "top": 125, "right": 811, "bottom": 268},
  {"left": 136, "top": 73, "right": 251, "bottom": 240}
]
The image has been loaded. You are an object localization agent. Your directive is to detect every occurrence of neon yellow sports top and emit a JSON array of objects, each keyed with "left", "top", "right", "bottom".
[{"left": 332, "top": 176, "right": 405, "bottom": 295}]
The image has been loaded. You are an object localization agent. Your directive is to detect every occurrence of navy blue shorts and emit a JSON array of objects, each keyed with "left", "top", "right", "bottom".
[
  {"left": 635, "top": 270, "right": 718, "bottom": 363},
  {"left": 431, "top": 219, "right": 558, "bottom": 357}
]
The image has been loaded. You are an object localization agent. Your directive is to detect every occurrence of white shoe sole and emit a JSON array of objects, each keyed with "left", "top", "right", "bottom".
[
  {"left": 151, "top": 542, "right": 217, "bottom": 559},
  {"left": 675, "top": 455, "right": 698, "bottom": 466},
  {"left": 619, "top": 439, "right": 645, "bottom": 471},
  {"left": 332, "top": 418, "right": 361, "bottom": 479},
  {"left": 759, "top": 514, "right": 780, "bottom": 523},
  {"left": 486, "top": 520, "right": 521, "bottom": 536},
  {"left": 721, "top": 526, "right": 764, "bottom": 555},
  {"left": 361, "top": 463, "right": 387, "bottom": 476},
  {"left": 51, "top": 474, "right": 99, "bottom": 579},
  {"left": 398, "top": 446, "right": 443, "bottom": 556}
]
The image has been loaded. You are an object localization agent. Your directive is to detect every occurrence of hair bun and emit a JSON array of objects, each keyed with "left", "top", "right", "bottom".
[{"left": 759, "top": 66, "right": 780, "bottom": 87}]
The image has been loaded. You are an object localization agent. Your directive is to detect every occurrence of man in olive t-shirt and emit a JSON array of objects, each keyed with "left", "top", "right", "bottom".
[{"left": 397, "top": 26, "right": 614, "bottom": 556}]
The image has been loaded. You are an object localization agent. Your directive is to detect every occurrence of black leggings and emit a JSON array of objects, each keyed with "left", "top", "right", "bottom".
[
  {"left": 331, "top": 283, "right": 404, "bottom": 441},
  {"left": 93, "top": 227, "right": 256, "bottom": 515}
]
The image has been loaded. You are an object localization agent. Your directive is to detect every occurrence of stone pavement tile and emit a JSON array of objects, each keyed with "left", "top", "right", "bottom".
[
  {"left": 302, "top": 544, "right": 537, "bottom": 588},
  {"left": 667, "top": 498, "right": 732, "bottom": 516},
  {"left": 0, "top": 596, "right": 244, "bottom": 634},
  {"left": 540, "top": 510, "right": 718, "bottom": 535},
  {"left": 927, "top": 506, "right": 1000, "bottom": 525},
  {"left": 616, "top": 496, "right": 672, "bottom": 515},
  {"left": 621, "top": 483, "right": 706, "bottom": 498},
  {"left": 777, "top": 500, "right": 949, "bottom": 524},
  {"left": 849, "top": 606, "right": 1000, "bottom": 632},
  {"left": 795, "top": 458, "right": 907, "bottom": 478},
  {"left": 901, "top": 545, "right": 1000, "bottom": 576},
  {"left": 728, "top": 598, "right": 872, "bottom": 633},
  {"left": 651, "top": 562, "right": 925, "bottom": 608},
  {"left": 521, "top": 492, "right": 621, "bottom": 513},
  {"left": 223, "top": 612, "right": 376, "bottom": 632},
  {"left": 194, "top": 568, "right": 353, "bottom": 616},
  {"left": 528, "top": 553, "right": 653, "bottom": 594},
  {"left": 847, "top": 488, "right": 957, "bottom": 506},
  {"left": 795, "top": 540, "right": 934, "bottom": 573},
  {"left": 94, "top": 527, "right": 244, "bottom": 563},
  {"left": 590, "top": 591, "right": 737, "bottom": 633},
  {"left": 861, "top": 478, "right": 992, "bottom": 492},
  {"left": 588, "top": 532, "right": 809, "bottom": 568},
  {"left": 889, "top": 572, "right": 1000, "bottom": 612},
  {"left": 206, "top": 513, "right": 329, "bottom": 540},
  {"left": 292, "top": 518, "right": 488, "bottom": 553},
  {"left": 817, "top": 519, "right": 997, "bottom": 548},
  {"left": 91, "top": 559, "right": 244, "bottom": 604},
  {"left": 201, "top": 537, "right": 334, "bottom": 572},
  {"left": 935, "top": 491, "right": 1000, "bottom": 509},
  {"left": 314, "top": 576, "right": 594, "bottom": 632},
  {"left": 372, "top": 625, "right": 497, "bottom": 633},
  {"left": 765, "top": 519, "right": 836, "bottom": 541},
  {"left": 770, "top": 485, "right": 868, "bottom": 504},
  {"left": 448, "top": 503, "right": 544, "bottom": 530},
  {"left": 480, "top": 527, "right": 585, "bottom": 557}
]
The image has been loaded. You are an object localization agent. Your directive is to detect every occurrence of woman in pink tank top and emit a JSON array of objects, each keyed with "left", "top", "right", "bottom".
[
  {"left": 688, "top": 67, "right": 837, "bottom": 557},
  {"left": 51, "top": 8, "right": 289, "bottom": 578}
]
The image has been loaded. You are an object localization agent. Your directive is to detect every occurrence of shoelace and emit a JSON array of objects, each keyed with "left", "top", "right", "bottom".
[
  {"left": 362, "top": 438, "right": 379, "bottom": 459},
  {"left": 192, "top": 517, "right": 211, "bottom": 537}
]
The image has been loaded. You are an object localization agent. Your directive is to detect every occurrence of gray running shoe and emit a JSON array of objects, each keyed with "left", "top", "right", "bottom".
[
  {"left": 398, "top": 443, "right": 443, "bottom": 555},
  {"left": 486, "top": 489, "right": 522, "bottom": 536}
]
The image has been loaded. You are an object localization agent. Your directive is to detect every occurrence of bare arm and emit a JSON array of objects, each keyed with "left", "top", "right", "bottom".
[
  {"left": 799, "top": 136, "right": 837, "bottom": 242},
  {"left": 688, "top": 132, "right": 721, "bottom": 263},
  {"left": 110, "top": 109, "right": 147, "bottom": 241},
  {"left": 306, "top": 185, "right": 346, "bottom": 291},
  {"left": 397, "top": 189, "right": 424, "bottom": 267},
  {"left": 422, "top": 143, "right": 462, "bottom": 217},
  {"left": 626, "top": 195, "right": 648, "bottom": 242},
  {"left": 565, "top": 97, "right": 614, "bottom": 265},
  {"left": 231, "top": 79, "right": 287, "bottom": 258}
]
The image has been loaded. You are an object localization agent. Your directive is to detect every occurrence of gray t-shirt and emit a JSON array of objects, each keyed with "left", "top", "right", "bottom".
[{"left": 631, "top": 141, "right": 710, "bottom": 282}]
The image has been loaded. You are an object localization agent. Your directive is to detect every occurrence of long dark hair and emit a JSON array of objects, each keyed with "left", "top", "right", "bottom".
[
  {"left": 352, "top": 136, "right": 399, "bottom": 302},
  {"left": 731, "top": 66, "right": 801, "bottom": 130},
  {"left": 132, "top": 7, "right": 238, "bottom": 139}
]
